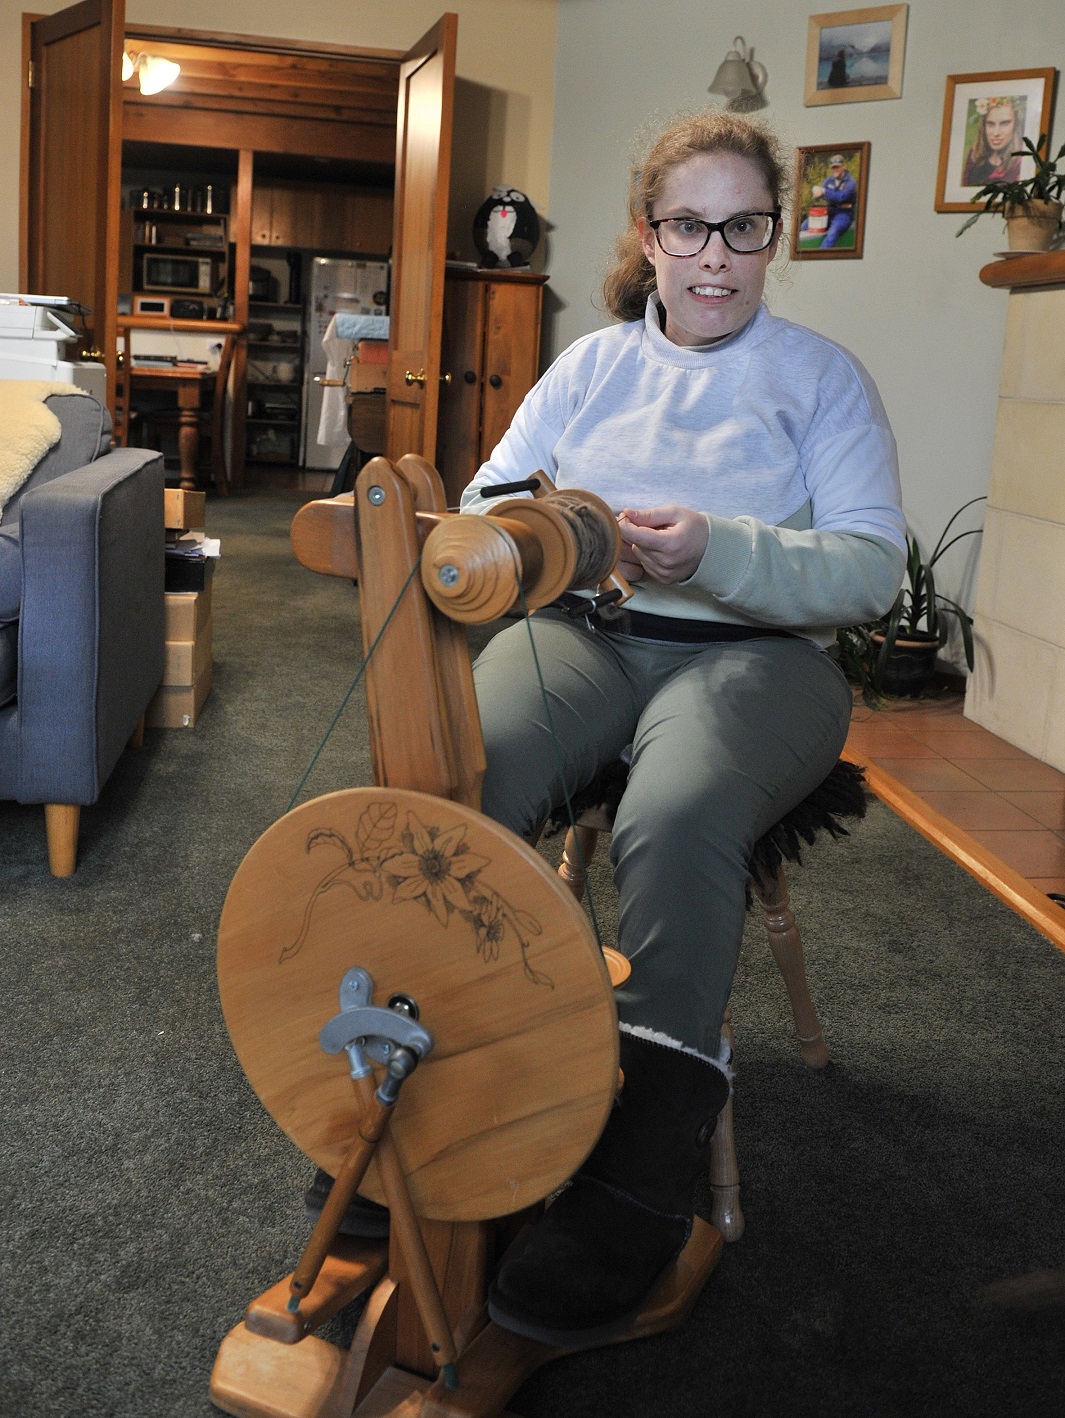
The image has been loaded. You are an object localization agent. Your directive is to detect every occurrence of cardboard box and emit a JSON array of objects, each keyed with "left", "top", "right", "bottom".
[
  {"left": 350, "top": 362, "right": 387, "bottom": 394},
  {"left": 162, "top": 617, "right": 213, "bottom": 687},
  {"left": 357, "top": 339, "right": 388, "bottom": 365},
  {"left": 145, "top": 660, "right": 212, "bottom": 729},
  {"left": 164, "top": 582, "right": 212, "bottom": 641},
  {"left": 164, "top": 489, "right": 206, "bottom": 531}
]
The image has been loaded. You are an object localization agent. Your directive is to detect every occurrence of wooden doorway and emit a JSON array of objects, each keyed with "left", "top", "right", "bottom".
[{"left": 21, "top": 9, "right": 458, "bottom": 489}]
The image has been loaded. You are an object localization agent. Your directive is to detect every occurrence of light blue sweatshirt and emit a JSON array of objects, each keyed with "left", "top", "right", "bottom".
[{"left": 460, "top": 298, "right": 906, "bottom": 647}]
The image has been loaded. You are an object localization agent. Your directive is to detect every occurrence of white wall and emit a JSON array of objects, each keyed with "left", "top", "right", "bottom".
[{"left": 547, "top": 0, "right": 1065, "bottom": 657}]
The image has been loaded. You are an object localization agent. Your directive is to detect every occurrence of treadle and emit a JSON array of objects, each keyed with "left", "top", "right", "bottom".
[
  {"left": 245, "top": 1237, "right": 389, "bottom": 1343},
  {"left": 210, "top": 1324, "right": 350, "bottom": 1418}
]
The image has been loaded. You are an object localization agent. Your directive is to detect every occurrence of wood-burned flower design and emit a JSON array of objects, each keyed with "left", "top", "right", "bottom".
[{"left": 280, "top": 801, "right": 551, "bottom": 985}]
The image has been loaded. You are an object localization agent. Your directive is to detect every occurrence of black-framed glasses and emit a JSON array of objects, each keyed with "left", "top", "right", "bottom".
[{"left": 648, "top": 211, "right": 781, "bottom": 257}]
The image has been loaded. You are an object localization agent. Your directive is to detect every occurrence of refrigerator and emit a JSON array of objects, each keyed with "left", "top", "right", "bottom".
[{"left": 301, "top": 256, "right": 389, "bottom": 469}]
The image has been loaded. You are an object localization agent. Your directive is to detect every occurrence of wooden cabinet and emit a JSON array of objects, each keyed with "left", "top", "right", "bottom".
[
  {"left": 435, "top": 268, "right": 548, "bottom": 505},
  {"left": 251, "top": 181, "right": 393, "bottom": 254}
]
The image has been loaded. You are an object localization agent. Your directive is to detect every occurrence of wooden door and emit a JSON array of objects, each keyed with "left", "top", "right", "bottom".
[
  {"left": 24, "top": 0, "right": 125, "bottom": 411},
  {"left": 480, "top": 276, "right": 546, "bottom": 465},
  {"left": 385, "top": 14, "right": 458, "bottom": 464}
]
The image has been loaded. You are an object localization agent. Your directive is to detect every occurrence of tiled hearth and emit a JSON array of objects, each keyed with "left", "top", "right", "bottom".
[{"left": 845, "top": 689, "right": 1065, "bottom": 946}]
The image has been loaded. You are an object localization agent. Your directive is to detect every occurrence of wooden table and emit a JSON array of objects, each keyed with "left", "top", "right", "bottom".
[
  {"left": 128, "top": 363, "right": 211, "bottom": 491},
  {"left": 117, "top": 316, "right": 244, "bottom": 492}
]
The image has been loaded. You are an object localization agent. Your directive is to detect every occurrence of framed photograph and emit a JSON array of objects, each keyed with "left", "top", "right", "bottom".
[
  {"left": 791, "top": 143, "right": 871, "bottom": 260},
  {"left": 934, "top": 69, "right": 1057, "bottom": 212},
  {"left": 804, "top": 5, "right": 908, "bottom": 106}
]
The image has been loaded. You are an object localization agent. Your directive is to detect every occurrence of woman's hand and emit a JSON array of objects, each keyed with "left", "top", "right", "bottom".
[{"left": 616, "top": 505, "right": 709, "bottom": 584}]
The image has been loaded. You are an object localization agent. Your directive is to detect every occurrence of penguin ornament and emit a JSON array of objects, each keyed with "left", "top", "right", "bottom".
[{"left": 473, "top": 186, "right": 542, "bottom": 269}]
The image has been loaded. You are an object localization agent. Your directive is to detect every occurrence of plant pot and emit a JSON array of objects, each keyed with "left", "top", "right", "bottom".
[
  {"left": 1005, "top": 199, "right": 1064, "bottom": 252},
  {"left": 870, "top": 630, "right": 944, "bottom": 699}
]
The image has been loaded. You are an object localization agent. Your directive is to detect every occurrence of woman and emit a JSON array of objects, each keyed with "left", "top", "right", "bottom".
[
  {"left": 962, "top": 97, "right": 1024, "bottom": 187},
  {"left": 461, "top": 109, "right": 906, "bottom": 1347}
]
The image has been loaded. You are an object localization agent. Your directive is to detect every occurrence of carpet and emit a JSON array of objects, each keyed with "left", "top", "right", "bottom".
[{"left": 1, "top": 492, "right": 1063, "bottom": 1418}]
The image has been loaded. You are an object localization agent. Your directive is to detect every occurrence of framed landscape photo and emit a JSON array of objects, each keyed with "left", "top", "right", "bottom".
[
  {"left": 791, "top": 143, "right": 871, "bottom": 259},
  {"left": 804, "top": 5, "right": 908, "bottom": 106},
  {"left": 934, "top": 69, "right": 1057, "bottom": 212}
]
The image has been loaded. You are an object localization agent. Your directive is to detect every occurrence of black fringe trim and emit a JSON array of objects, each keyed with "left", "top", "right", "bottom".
[{"left": 546, "top": 758, "right": 869, "bottom": 907}]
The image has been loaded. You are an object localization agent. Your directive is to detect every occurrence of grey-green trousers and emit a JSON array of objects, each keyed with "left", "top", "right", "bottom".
[{"left": 473, "top": 612, "right": 853, "bottom": 1058}]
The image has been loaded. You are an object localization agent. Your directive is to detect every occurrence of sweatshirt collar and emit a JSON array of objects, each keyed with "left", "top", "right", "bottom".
[{"left": 641, "top": 293, "right": 766, "bottom": 367}]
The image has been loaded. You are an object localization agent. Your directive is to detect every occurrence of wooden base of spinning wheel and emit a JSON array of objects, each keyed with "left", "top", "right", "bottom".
[{"left": 210, "top": 1219, "right": 723, "bottom": 1418}]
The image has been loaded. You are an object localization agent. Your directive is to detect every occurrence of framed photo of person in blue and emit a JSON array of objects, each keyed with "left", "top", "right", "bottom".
[
  {"left": 792, "top": 143, "right": 871, "bottom": 259},
  {"left": 804, "top": 6, "right": 908, "bottom": 107}
]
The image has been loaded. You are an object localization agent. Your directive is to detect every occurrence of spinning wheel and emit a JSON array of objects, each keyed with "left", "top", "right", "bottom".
[
  {"left": 218, "top": 786, "right": 619, "bottom": 1221},
  {"left": 210, "top": 455, "right": 723, "bottom": 1418}
]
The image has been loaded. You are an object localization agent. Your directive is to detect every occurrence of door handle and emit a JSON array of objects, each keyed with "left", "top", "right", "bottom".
[
  {"left": 404, "top": 369, "right": 427, "bottom": 386},
  {"left": 488, "top": 374, "right": 503, "bottom": 389}
]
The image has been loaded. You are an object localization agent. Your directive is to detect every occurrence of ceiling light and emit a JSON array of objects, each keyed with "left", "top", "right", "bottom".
[
  {"left": 121, "top": 51, "right": 181, "bottom": 96},
  {"left": 708, "top": 36, "right": 768, "bottom": 112}
]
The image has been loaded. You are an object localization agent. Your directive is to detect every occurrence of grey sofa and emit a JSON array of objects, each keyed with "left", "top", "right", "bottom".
[{"left": 0, "top": 393, "right": 165, "bottom": 874}]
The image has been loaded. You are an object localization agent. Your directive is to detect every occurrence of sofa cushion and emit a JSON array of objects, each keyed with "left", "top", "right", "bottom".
[
  {"left": 0, "top": 620, "right": 15, "bottom": 706},
  {"left": 0, "top": 393, "right": 108, "bottom": 532}
]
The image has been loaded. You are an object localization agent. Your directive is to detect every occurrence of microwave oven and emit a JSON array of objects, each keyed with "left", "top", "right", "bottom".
[{"left": 142, "top": 252, "right": 214, "bottom": 293}]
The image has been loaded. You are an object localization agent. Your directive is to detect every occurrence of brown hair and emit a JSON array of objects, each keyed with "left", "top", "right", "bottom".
[{"left": 602, "top": 109, "right": 790, "bottom": 322}]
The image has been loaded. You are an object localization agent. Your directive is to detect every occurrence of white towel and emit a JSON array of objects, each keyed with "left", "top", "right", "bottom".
[
  {"left": 316, "top": 315, "right": 352, "bottom": 448},
  {"left": 0, "top": 380, "right": 89, "bottom": 520}
]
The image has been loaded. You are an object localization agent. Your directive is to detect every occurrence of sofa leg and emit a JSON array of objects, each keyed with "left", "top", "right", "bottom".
[
  {"left": 45, "top": 804, "right": 80, "bottom": 877},
  {"left": 129, "top": 714, "right": 146, "bottom": 750}
]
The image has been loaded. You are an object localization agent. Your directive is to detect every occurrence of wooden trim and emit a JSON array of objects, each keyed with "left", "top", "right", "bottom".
[
  {"left": 123, "top": 23, "right": 405, "bottom": 63},
  {"left": 117, "top": 315, "right": 243, "bottom": 334},
  {"left": 122, "top": 103, "right": 396, "bottom": 164},
  {"left": 230, "top": 148, "right": 254, "bottom": 490},
  {"left": 851, "top": 757, "right": 1065, "bottom": 956},
  {"left": 99, "top": 0, "right": 125, "bottom": 419},
  {"left": 979, "top": 251, "right": 1065, "bottom": 291},
  {"left": 18, "top": 14, "right": 43, "bottom": 292}
]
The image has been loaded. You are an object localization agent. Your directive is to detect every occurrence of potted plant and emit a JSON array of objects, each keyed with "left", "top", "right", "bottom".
[
  {"left": 870, "top": 497, "right": 986, "bottom": 698},
  {"left": 956, "top": 134, "right": 1065, "bottom": 250}
]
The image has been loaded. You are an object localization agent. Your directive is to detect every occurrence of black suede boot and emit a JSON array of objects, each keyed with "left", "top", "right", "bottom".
[
  {"left": 304, "top": 1168, "right": 390, "bottom": 1240},
  {"left": 487, "top": 1029, "right": 730, "bottom": 1347}
]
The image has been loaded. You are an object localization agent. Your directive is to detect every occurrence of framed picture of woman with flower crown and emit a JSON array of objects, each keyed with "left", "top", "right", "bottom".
[{"left": 935, "top": 69, "right": 1057, "bottom": 212}]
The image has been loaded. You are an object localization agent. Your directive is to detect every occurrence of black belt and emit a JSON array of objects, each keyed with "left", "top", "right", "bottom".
[{"left": 552, "top": 595, "right": 792, "bottom": 645}]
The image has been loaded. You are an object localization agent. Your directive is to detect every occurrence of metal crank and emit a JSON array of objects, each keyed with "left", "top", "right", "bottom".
[{"left": 288, "top": 967, "right": 462, "bottom": 1390}]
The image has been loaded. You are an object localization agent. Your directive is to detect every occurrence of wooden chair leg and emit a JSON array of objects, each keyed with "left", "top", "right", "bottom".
[
  {"left": 751, "top": 864, "right": 830, "bottom": 1069},
  {"left": 45, "top": 803, "right": 80, "bottom": 877},
  {"left": 708, "top": 1009, "right": 744, "bottom": 1242},
  {"left": 558, "top": 823, "right": 600, "bottom": 902}
]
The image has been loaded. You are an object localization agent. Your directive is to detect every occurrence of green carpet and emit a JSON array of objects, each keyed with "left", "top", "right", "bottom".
[{"left": 2, "top": 492, "right": 1063, "bottom": 1418}]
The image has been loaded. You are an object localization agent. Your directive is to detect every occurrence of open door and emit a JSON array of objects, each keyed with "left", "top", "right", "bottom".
[
  {"left": 386, "top": 13, "right": 457, "bottom": 464},
  {"left": 24, "top": 0, "right": 125, "bottom": 411}
]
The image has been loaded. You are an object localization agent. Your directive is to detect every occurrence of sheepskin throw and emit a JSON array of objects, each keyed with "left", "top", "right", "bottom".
[{"left": 0, "top": 380, "right": 89, "bottom": 521}]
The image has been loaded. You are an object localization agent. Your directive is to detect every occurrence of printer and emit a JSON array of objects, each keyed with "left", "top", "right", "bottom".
[{"left": 0, "top": 296, "right": 107, "bottom": 402}]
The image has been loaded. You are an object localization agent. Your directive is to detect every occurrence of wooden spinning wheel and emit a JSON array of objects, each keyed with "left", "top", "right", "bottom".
[
  {"left": 210, "top": 455, "right": 723, "bottom": 1418},
  {"left": 218, "top": 786, "right": 619, "bottom": 1222}
]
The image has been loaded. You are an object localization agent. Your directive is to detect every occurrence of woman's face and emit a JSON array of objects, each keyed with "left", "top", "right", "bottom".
[
  {"left": 984, "top": 105, "right": 1016, "bottom": 152},
  {"left": 638, "top": 151, "right": 779, "bottom": 348}
]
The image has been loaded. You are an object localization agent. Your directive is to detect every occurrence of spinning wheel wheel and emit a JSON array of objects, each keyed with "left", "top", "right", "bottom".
[{"left": 218, "top": 786, "right": 619, "bottom": 1221}]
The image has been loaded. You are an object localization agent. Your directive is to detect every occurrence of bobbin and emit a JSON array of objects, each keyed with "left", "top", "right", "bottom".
[{"left": 420, "top": 489, "right": 622, "bottom": 623}]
